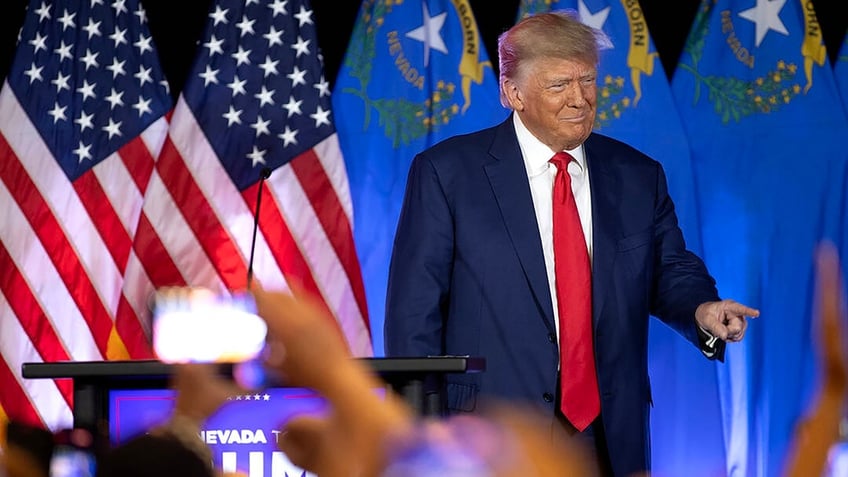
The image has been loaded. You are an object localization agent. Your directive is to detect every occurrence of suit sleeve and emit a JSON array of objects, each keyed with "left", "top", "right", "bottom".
[
  {"left": 384, "top": 153, "right": 454, "bottom": 357},
  {"left": 649, "top": 163, "right": 725, "bottom": 360}
]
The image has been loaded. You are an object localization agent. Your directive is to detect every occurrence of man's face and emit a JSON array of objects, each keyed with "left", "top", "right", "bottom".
[{"left": 505, "top": 56, "right": 597, "bottom": 151}]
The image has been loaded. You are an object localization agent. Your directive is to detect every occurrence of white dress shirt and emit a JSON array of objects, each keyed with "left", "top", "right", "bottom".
[{"left": 513, "top": 113, "right": 592, "bottom": 342}]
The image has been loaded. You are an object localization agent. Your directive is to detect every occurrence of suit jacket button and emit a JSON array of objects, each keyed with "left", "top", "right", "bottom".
[
  {"left": 543, "top": 392, "right": 554, "bottom": 402},
  {"left": 547, "top": 333, "right": 556, "bottom": 343}
]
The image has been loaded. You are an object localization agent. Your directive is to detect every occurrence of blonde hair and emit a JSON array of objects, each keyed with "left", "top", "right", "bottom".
[{"left": 497, "top": 11, "right": 607, "bottom": 107}]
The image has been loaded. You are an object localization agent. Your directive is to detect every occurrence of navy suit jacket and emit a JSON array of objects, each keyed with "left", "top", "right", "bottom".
[{"left": 385, "top": 116, "right": 721, "bottom": 476}]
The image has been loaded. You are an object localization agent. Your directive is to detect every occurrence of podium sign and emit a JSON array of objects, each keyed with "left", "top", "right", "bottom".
[{"left": 110, "top": 387, "right": 332, "bottom": 476}]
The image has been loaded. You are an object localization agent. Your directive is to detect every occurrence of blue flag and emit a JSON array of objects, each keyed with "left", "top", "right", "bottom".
[
  {"left": 333, "top": 0, "right": 507, "bottom": 353},
  {"left": 672, "top": 1, "right": 848, "bottom": 475},
  {"left": 837, "top": 35, "right": 848, "bottom": 114},
  {"left": 516, "top": 2, "right": 724, "bottom": 474}
]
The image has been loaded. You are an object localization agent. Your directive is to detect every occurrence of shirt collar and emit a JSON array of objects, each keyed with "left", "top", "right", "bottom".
[{"left": 513, "top": 113, "right": 587, "bottom": 177}]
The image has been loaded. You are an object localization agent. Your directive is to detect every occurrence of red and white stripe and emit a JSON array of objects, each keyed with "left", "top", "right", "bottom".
[
  {"left": 0, "top": 84, "right": 167, "bottom": 429},
  {"left": 125, "top": 96, "right": 372, "bottom": 357}
]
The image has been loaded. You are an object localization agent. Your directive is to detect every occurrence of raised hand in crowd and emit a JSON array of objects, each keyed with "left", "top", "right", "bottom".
[{"left": 783, "top": 242, "right": 848, "bottom": 477}]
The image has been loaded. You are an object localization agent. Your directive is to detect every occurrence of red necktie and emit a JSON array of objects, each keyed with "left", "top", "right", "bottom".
[{"left": 549, "top": 152, "right": 600, "bottom": 432}]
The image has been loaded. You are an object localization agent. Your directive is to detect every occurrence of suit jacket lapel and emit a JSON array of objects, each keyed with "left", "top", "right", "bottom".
[
  {"left": 585, "top": 134, "right": 621, "bottom": 330},
  {"left": 484, "top": 117, "right": 556, "bottom": 332}
]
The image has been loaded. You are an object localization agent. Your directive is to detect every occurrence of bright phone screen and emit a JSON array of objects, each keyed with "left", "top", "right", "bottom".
[{"left": 152, "top": 288, "right": 267, "bottom": 364}]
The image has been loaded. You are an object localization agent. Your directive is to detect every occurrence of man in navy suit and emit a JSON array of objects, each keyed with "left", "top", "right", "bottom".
[{"left": 384, "top": 11, "right": 759, "bottom": 477}]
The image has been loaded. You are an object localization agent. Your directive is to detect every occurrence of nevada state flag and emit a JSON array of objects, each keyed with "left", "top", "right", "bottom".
[
  {"left": 333, "top": 0, "right": 507, "bottom": 352},
  {"left": 672, "top": 1, "right": 848, "bottom": 475}
]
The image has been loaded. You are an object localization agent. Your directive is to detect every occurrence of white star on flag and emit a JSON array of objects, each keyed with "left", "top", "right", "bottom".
[
  {"left": 738, "top": 0, "right": 789, "bottom": 47},
  {"left": 576, "top": 0, "right": 614, "bottom": 49},
  {"left": 406, "top": 1, "right": 448, "bottom": 67},
  {"left": 577, "top": 0, "right": 610, "bottom": 30}
]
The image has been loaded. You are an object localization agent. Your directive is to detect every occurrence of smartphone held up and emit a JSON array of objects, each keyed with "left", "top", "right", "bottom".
[{"left": 151, "top": 287, "right": 279, "bottom": 389}]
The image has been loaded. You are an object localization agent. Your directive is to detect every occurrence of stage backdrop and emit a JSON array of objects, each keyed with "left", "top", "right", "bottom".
[{"left": 0, "top": 2, "right": 847, "bottom": 477}]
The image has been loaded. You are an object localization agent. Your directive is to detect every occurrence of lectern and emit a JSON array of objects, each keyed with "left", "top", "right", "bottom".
[{"left": 22, "top": 357, "right": 485, "bottom": 429}]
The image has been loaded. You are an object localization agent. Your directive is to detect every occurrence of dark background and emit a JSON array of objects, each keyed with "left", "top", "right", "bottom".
[{"left": 0, "top": 0, "right": 845, "bottom": 98}]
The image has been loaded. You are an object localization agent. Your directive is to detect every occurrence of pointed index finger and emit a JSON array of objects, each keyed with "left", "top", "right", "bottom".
[{"left": 726, "top": 301, "right": 759, "bottom": 318}]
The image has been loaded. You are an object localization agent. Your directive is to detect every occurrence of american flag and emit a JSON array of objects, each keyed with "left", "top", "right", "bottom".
[
  {"left": 126, "top": 0, "right": 372, "bottom": 361},
  {"left": 0, "top": 0, "right": 171, "bottom": 429}
]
